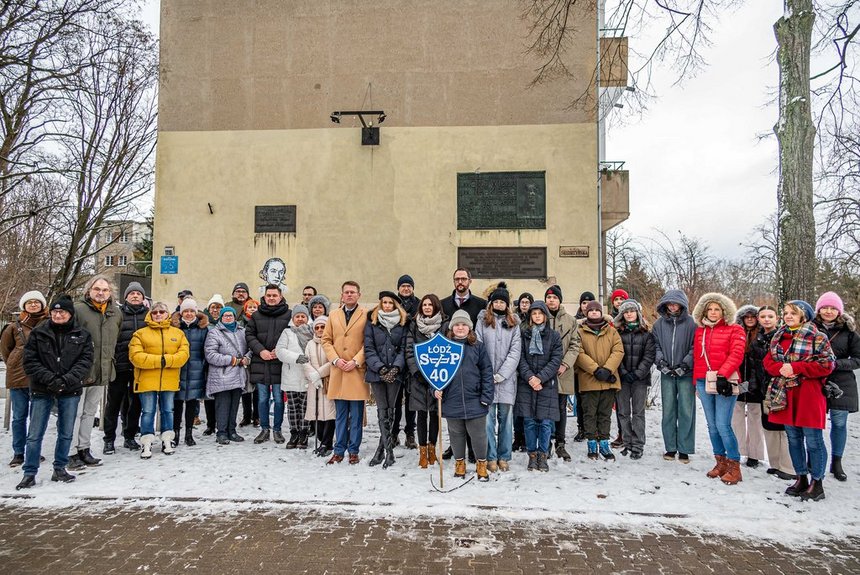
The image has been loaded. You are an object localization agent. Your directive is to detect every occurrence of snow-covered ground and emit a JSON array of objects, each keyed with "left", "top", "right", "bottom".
[{"left": 0, "top": 395, "right": 857, "bottom": 546}]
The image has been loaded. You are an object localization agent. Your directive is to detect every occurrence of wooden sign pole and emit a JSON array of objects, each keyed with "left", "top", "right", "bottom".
[{"left": 438, "top": 395, "right": 444, "bottom": 489}]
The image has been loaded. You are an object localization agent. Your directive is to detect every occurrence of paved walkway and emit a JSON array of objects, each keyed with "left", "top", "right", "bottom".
[{"left": 0, "top": 497, "right": 857, "bottom": 574}]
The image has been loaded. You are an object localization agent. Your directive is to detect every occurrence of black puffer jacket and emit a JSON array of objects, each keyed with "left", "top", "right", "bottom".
[
  {"left": 114, "top": 302, "right": 149, "bottom": 374},
  {"left": 616, "top": 325, "right": 656, "bottom": 385},
  {"left": 515, "top": 324, "right": 563, "bottom": 421},
  {"left": 815, "top": 315, "right": 860, "bottom": 413},
  {"left": 23, "top": 320, "right": 94, "bottom": 396},
  {"left": 245, "top": 299, "right": 292, "bottom": 386},
  {"left": 363, "top": 310, "right": 407, "bottom": 384},
  {"left": 750, "top": 329, "right": 782, "bottom": 431}
]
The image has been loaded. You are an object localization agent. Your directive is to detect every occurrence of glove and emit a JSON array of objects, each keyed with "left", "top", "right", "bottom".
[
  {"left": 658, "top": 361, "right": 671, "bottom": 375},
  {"left": 716, "top": 376, "right": 733, "bottom": 397},
  {"left": 47, "top": 376, "right": 65, "bottom": 394},
  {"left": 379, "top": 366, "right": 390, "bottom": 376},
  {"left": 823, "top": 380, "right": 844, "bottom": 400},
  {"left": 607, "top": 374, "right": 617, "bottom": 383},
  {"left": 621, "top": 372, "right": 637, "bottom": 384},
  {"left": 493, "top": 373, "right": 504, "bottom": 383},
  {"left": 672, "top": 366, "right": 687, "bottom": 377},
  {"left": 593, "top": 367, "right": 612, "bottom": 382},
  {"left": 296, "top": 354, "right": 309, "bottom": 365},
  {"left": 161, "top": 356, "right": 167, "bottom": 368}
]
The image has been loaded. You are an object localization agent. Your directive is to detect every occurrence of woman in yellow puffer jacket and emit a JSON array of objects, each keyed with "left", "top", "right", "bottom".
[{"left": 129, "top": 302, "right": 189, "bottom": 459}]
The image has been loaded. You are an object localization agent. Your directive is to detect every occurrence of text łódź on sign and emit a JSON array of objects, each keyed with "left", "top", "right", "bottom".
[{"left": 414, "top": 333, "right": 464, "bottom": 391}]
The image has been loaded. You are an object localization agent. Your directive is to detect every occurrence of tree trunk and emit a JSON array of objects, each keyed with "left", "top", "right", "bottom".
[{"left": 774, "top": 1, "right": 816, "bottom": 304}]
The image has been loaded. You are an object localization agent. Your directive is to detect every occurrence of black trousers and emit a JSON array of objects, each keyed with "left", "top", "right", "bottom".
[
  {"left": 316, "top": 419, "right": 335, "bottom": 449},
  {"left": 214, "top": 388, "right": 242, "bottom": 437},
  {"left": 392, "top": 383, "right": 416, "bottom": 437},
  {"left": 204, "top": 398, "right": 216, "bottom": 431},
  {"left": 173, "top": 399, "right": 197, "bottom": 435},
  {"left": 554, "top": 393, "right": 569, "bottom": 443},
  {"left": 416, "top": 410, "right": 440, "bottom": 446},
  {"left": 241, "top": 389, "right": 259, "bottom": 421},
  {"left": 103, "top": 371, "right": 141, "bottom": 442}
]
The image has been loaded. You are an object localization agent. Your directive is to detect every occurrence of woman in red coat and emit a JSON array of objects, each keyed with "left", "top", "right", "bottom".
[{"left": 763, "top": 300, "right": 835, "bottom": 501}]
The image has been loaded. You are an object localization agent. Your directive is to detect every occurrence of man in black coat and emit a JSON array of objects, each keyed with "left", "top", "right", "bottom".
[
  {"left": 246, "top": 283, "right": 292, "bottom": 445},
  {"left": 393, "top": 275, "right": 419, "bottom": 448},
  {"left": 18, "top": 297, "right": 94, "bottom": 489},
  {"left": 441, "top": 268, "right": 487, "bottom": 325}
]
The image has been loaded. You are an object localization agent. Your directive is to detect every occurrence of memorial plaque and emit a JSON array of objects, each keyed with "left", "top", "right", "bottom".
[
  {"left": 559, "top": 245, "right": 590, "bottom": 258},
  {"left": 458, "top": 247, "right": 547, "bottom": 279},
  {"left": 255, "top": 205, "right": 296, "bottom": 233},
  {"left": 457, "top": 171, "right": 546, "bottom": 230}
]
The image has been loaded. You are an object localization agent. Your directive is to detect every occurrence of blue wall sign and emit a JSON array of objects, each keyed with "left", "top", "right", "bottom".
[
  {"left": 414, "top": 333, "right": 464, "bottom": 391},
  {"left": 160, "top": 256, "right": 179, "bottom": 275}
]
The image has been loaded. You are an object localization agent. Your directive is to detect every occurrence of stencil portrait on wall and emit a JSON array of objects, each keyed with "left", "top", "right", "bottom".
[{"left": 258, "top": 257, "right": 287, "bottom": 297}]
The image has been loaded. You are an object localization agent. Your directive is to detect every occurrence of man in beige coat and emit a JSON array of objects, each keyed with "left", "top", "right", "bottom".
[{"left": 322, "top": 280, "right": 368, "bottom": 465}]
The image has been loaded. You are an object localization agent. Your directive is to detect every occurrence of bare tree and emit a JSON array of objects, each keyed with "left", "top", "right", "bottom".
[
  {"left": 644, "top": 229, "right": 718, "bottom": 305},
  {"left": 604, "top": 226, "right": 639, "bottom": 291}
]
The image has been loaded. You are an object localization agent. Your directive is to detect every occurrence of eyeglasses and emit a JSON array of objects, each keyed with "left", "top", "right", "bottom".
[{"left": 453, "top": 277, "right": 469, "bottom": 283}]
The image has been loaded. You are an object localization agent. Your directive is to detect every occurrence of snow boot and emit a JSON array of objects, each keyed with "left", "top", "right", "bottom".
[
  {"left": 454, "top": 458, "right": 466, "bottom": 478},
  {"left": 785, "top": 474, "right": 810, "bottom": 496},
  {"left": 418, "top": 446, "right": 429, "bottom": 469},
  {"left": 140, "top": 434, "right": 155, "bottom": 459},
  {"left": 498, "top": 460, "right": 510, "bottom": 472},
  {"left": 476, "top": 459, "right": 489, "bottom": 482},
  {"left": 161, "top": 431, "right": 175, "bottom": 455},
  {"left": 79, "top": 448, "right": 102, "bottom": 466},
  {"left": 297, "top": 431, "right": 309, "bottom": 449},
  {"left": 487, "top": 460, "right": 498, "bottom": 473},
  {"left": 276, "top": 431, "right": 290, "bottom": 446},
  {"left": 405, "top": 434, "right": 417, "bottom": 449},
  {"left": 598, "top": 440, "right": 615, "bottom": 461},
  {"left": 427, "top": 443, "right": 438, "bottom": 465},
  {"left": 555, "top": 442, "right": 572, "bottom": 462},
  {"left": 801, "top": 478, "right": 826, "bottom": 502},
  {"left": 831, "top": 456, "right": 847, "bottom": 482},
  {"left": 720, "top": 459, "right": 743, "bottom": 485},
  {"left": 124, "top": 438, "right": 141, "bottom": 451},
  {"left": 254, "top": 429, "right": 270, "bottom": 444},
  {"left": 67, "top": 454, "right": 85, "bottom": 470},
  {"left": 16, "top": 475, "right": 36, "bottom": 490},
  {"left": 103, "top": 441, "right": 115, "bottom": 455},
  {"left": 51, "top": 468, "right": 75, "bottom": 483},
  {"left": 368, "top": 439, "right": 385, "bottom": 467},
  {"left": 527, "top": 452, "right": 538, "bottom": 471},
  {"left": 537, "top": 452, "right": 550, "bottom": 472},
  {"left": 706, "top": 455, "right": 728, "bottom": 478},
  {"left": 587, "top": 440, "right": 599, "bottom": 461}
]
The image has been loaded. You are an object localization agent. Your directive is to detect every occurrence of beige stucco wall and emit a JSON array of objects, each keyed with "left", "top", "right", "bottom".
[{"left": 151, "top": 123, "right": 597, "bottom": 304}]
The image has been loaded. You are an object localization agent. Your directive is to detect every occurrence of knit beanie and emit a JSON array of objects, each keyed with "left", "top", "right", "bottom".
[
  {"left": 397, "top": 274, "right": 415, "bottom": 289},
  {"left": 544, "top": 285, "right": 563, "bottom": 301},
  {"left": 616, "top": 299, "right": 641, "bottom": 316},
  {"left": 124, "top": 281, "right": 146, "bottom": 300},
  {"left": 789, "top": 300, "right": 815, "bottom": 323},
  {"left": 518, "top": 292, "right": 534, "bottom": 305},
  {"left": 489, "top": 282, "right": 511, "bottom": 306},
  {"left": 579, "top": 291, "right": 596, "bottom": 304},
  {"left": 19, "top": 290, "right": 47, "bottom": 311},
  {"left": 313, "top": 315, "right": 329, "bottom": 328},
  {"left": 49, "top": 295, "right": 75, "bottom": 317},
  {"left": 180, "top": 298, "right": 198, "bottom": 313},
  {"left": 292, "top": 304, "right": 310, "bottom": 319},
  {"left": 232, "top": 282, "right": 250, "bottom": 294},
  {"left": 611, "top": 289, "right": 629, "bottom": 301},
  {"left": 815, "top": 291, "right": 844, "bottom": 315},
  {"left": 449, "top": 309, "right": 473, "bottom": 330},
  {"left": 207, "top": 294, "right": 225, "bottom": 307},
  {"left": 220, "top": 306, "right": 237, "bottom": 321},
  {"left": 585, "top": 300, "right": 603, "bottom": 314}
]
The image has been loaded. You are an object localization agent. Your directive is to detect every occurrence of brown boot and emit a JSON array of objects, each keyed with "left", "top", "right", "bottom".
[
  {"left": 427, "top": 443, "right": 437, "bottom": 465},
  {"left": 418, "top": 446, "right": 429, "bottom": 469},
  {"left": 476, "top": 459, "right": 489, "bottom": 482},
  {"left": 487, "top": 460, "right": 498, "bottom": 473},
  {"left": 721, "top": 459, "right": 743, "bottom": 485},
  {"left": 706, "top": 455, "right": 728, "bottom": 478},
  {"left": 454, "top": 458, "right": 466, "bottom": 478}
]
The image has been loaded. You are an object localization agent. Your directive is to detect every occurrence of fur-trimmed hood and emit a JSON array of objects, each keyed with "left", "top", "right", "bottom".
[
  {"left": 692, "top": 292, "right": 738, "bottom": 326},
  {"left": 308, "top": 294, "right": 331, "bottom": 316},
  {"left": 170, "top": 310, "right": 209, "bottom": 329},
  {"left": 735, "top": 304, "right": 759, "bottom": 324}
]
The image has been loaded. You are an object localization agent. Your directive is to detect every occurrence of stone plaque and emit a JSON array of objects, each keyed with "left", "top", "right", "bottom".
[
  {"left": 458, "top": 247, "right": 547, "bottom": 279},
  {"left": 559, "top": 245, "right": 590, "bottom": 258},
  {"left": 255, "top": 205, "right": 296, "bottom": 233},
  {"left": 457, "top": 171, "right": 546, "bottom": 230}
]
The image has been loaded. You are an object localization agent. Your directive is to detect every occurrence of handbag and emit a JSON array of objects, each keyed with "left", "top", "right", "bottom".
[{"left": 702, "top": 344, "right": 740, "bottom": 395}]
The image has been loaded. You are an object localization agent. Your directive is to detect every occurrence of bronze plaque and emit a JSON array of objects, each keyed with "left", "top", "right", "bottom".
[
  {"left": 457, "top": 171, "right": 546, "bottom": 229},
  {"left": 255, "top": 205, "right": 296, "bottom": 233},
  {"left": 559, "top": 245, "right": 590, "bottom": 258},
  {"left": 458, "top": 247, "right": 547, "bottom": 279}
]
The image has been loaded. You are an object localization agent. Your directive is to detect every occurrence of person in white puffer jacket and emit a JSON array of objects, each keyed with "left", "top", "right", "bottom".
[{"left": 275, "top": 304, "right": 313, "bottom": 449}]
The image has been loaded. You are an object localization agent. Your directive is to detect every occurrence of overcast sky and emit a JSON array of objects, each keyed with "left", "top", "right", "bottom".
[{"left": 140, "top": 2, "right": 786, "bottom": 260}]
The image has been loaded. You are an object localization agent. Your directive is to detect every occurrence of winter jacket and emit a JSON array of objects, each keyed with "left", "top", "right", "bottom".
[
  {"left": 441, "top": 291, "right": 487, "bottom": 325},
  {"left": 171, "top": 312, "right": 209, "bottom": 401},
  {"left": 575, "top": 321, "right": 624, "bottom": 392},
  {"left": 546, "top": 305, "right": 581, "bottom": 394},
  {"left": 275, "top": 325, "right": 311, "bottom": 392},
  {"left": 475, "top": 310, "right": 522, "bottom": 405},
  {"left": 691, "top": 293, "right": 746, "bottom": 381},
  {"left": 751, "top": 329, "right": 783, "bottom": 430},
  {"left": 439, "top": 338, "right": 494, "bottom": 420},
  {"left": 515, "top": 323, "right": 563, "bottom": 420},
  {"left": 405, "top": 319, "right": 448, "bottom": 412},
  {"left": 128, "top": 312, "right": 190, "bottom": 393},
  {"left": 23, "top": 319, "right": 93, "bottom": 397},
  {"left": 204, "top": 322, "right": 250, "bottom": 396},
  {"left": 400, "top": 294, "right": 420, "bottom": 323},
  {"left": 735, "top": 305, "right": 763, "bottom": 402},
  {"left": 229, "top": 298, "right": 249, "bottom": 327},
  {"left": 815, "top": 314, "right": 860, "bottom": 413},
  {"left": 245, "top": 299, "right": 292, "bottom": 386},
  {"left": 114, "top": 302, "right": 149, "bottom": 374},
  {"left": 614, "top": 319, "right": 656, "bottom": 385},
  {"left": 74, "top": 297, "right": 122, "bottom": 386},
  {"left": 363, "top": 309, "right": 408, "bottom": 384},
  {"left": 764, "top": 327, "right": 835, "bottom": 429},
  {"left": 652, "top": 290, "right": 696, "bottom": 376},
  {"left": 322, "top": 305, "right": 370, "bottom": 401},
  {"left": 303, "top": 337, "right": 336, "bottom": 421},
  {"left": 0, "top": 311, "right": 46, "bottom": 389}
]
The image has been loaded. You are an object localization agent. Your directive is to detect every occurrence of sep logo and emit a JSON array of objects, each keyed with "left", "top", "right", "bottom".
[{"left": 415, "top": 333, "right": 464, "bottom": 391}]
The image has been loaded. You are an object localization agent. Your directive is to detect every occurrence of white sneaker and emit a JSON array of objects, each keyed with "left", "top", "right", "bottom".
[
  {"left": 140, "top": 434, "right": 155, "bottom": 459},
  {"left": 161, "top": 430, "right": 175, "bottom": 455}
]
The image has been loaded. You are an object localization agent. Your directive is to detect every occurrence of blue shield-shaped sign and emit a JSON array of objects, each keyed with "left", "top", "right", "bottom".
[{"left": 414, "top": 332, "right": 464, "bottom": 391}]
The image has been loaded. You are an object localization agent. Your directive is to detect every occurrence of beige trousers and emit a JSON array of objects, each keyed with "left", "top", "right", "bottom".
[
  {"left": 764, "top": 429, "right": 795, "bottom": 474},
  {"left": 732, "top": 401, "right": 765, "bottom": 460}
]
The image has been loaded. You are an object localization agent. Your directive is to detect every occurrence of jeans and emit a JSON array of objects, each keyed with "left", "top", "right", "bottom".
[
  {"left": 524, "top": 417, "right": 553, "bottom": 454},
  {"left": 661, "top": 374, "right": 696, "bottom": 454},
  {"left": 486, "top": 403, "right": 513, "bottom": 461},
  {"left": 256, "top": 383, "right": 284, "bottom": 431},
  {"left": 139, "top": 391, "right": 176, "bottom": 435},
  {"left": 23, "top": 393, "right": 80, "bottom": 476},
  {"left": 10, "top": 388, "right": 31, "bottom": 456},
  {"left": 696, "top": 380, "right": 739, "bottom": 461},
  {"left": 785, "top": 425, "right": 828, "bottom": 480},
  {"left": 830, "top": 409, "right": 849, "bottom": 458},
  {"left": 334, "top": 399, "right": 364, "bottom": 456}
]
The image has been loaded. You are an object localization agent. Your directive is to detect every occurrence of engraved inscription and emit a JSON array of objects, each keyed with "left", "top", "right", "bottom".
[
  {"left": 457, "top": 172, "right": 546, "bottom": 229},
  {"left": 255, "top": 205, "right": 296, "bottom": 233},
  {"left": 458, "top": 247, "right": 547, "bottom": 279},
  {"left": 559, "top": 245, "right": 590, "bottom": 258}
]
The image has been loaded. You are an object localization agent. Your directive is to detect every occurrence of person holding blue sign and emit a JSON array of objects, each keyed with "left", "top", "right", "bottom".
[
  {"left": 433, "top": 310, "right": 494, "bottom": 482},
  {"left": 516, "top": 301, "right": 563, "bottom": 472},
  {"left": 364, "top": 291, "right": 409, "bottom": 469}
]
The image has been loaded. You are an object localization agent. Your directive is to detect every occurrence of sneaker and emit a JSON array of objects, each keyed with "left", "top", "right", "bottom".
[
  {"left": 678, "top": 453, "right": 690, "bottom": 464},
  {"left": 124, "top": 438, "right": 141, "bottom": 450},
  {"left": 51, "top": 468, "right": 76, "bottom": 483},
  {"left": 16, "top": 475, "right": 36, "bottom": 490},
  {"left": 79, "top": 448, "right": 102, "bottom": 466},
  {"left": 663, "top": 451, "right": 677, "bottom": 461},
  {"left": 587, "top": 440, "right": 599, "bottom": 461},
  {"left": 103, "top": 441, "right": 115, "bottom": 455},
  {"left": 67, "top": 454, "right": 86, "bottom": 470},
  {"left": 598, "top": 440, "right": 615, "bottom": 461},
  {"left": 9, "top": 454, "right": 24, "bottom": 467},
  {"left": 254, "top": 429, "right": 271, "bottom": 444}
]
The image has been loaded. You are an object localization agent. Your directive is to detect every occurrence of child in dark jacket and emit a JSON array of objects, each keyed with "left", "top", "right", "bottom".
[{"left": 614, "top": 300, "right": 656, "bottom": 459}]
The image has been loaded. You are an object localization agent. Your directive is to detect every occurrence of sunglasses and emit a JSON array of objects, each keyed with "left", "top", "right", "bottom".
[
  {"left": 313, "top": 325, "right": 326, "bottom": 331},
  {"left": 151, "top": 310, "right": 169, "bottom": 317}
]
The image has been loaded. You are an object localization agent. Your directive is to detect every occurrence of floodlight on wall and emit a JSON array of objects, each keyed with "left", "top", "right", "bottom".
[{"left": 330, "top": 110, "right": 386, "bottom": 146}]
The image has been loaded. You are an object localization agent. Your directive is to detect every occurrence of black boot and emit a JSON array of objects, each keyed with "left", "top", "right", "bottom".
[
  {"left": 79, "top": 449, "right": 102, "bottom": 467},
  {"left": 297, "top": 431, "right": 309, "bottom": 449},
  {"left": 785, "top": 474, "right": 810, "bottom": 496},
  {"left": 185, "top": 431, "right": 196, "bottom": 447},
  {"left": 573, "top": 428, "right": 586, "bottom": 442},
  {"left": 369, "top": 439, "right": 385, "bottom": 467},
  {"left": 124, "top": 438, "right": 141, "bottom": 450},
  {"left": 511, "top": 433, "right": 525, "bottom": 453},
  {"left": 442, "top": 446, "right": 453, "bottom": 460},
  {"left": 16, "top": 475, "right": 36, "bottom": 490},
  {"left": 801, "top": 478, "right": 826, "bottom": 501},
  {"left": 831, "top": 456, "right": 847, "bottom": 481},
  {"left": 383, "top": 410, "right": 397, "bottom": 469},
  {"left": 51, "top": 468, "right": 76, "bottom": 483},
  {"left": 285, "top": 431, "right": 299, "bottom": 449},
  {"left": 555, "top": 442, "right": 571, "bottom": 462}
]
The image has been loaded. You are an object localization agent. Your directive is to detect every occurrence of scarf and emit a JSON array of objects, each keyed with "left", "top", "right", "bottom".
[
  {"left": 222, "top": 320, "right": 237, "bottom": 332},
  {"left": 764, "top": 321, "right": 835, "bottom": 413},
  {"left": 378, "top": 308, "right": 401, "bottom": 331},
  {"left": 585, "top": 317, "right": 606, "bottom": 331},
  {"left": 292, "top": 323, "right": 313, "bottom": 350},
  {"left": 416, "top": 312, "right": 443, "bottom": 337},
  {"left": 700, "top": 317, "right": 719, "bottom": 328},
  {"left": 529, "top": 324, "right": 544, "bottom": 355},
  {"left": 626, "top": 321, "right": 640, "bottom": 331}
]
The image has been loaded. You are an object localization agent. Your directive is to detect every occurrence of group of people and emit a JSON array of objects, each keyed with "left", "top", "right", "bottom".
[{"left": 2, "top": 269, "right": 857, "bottom": 501}]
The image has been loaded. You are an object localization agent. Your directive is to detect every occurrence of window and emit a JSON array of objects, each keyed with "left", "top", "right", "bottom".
[
  {"left": 104, "top": 255, "right": 115, "bottom": 267},
  {"left": 118, "top": 231, "right": 129, "bottom": 243},
  {"left": 118, "top": 255, "right": 128, "bottom": 266}
]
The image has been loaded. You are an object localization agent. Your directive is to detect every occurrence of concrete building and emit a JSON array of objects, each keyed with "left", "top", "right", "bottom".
[{"left": 152, "top": 1, "right": 629, "bottom": 304}]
